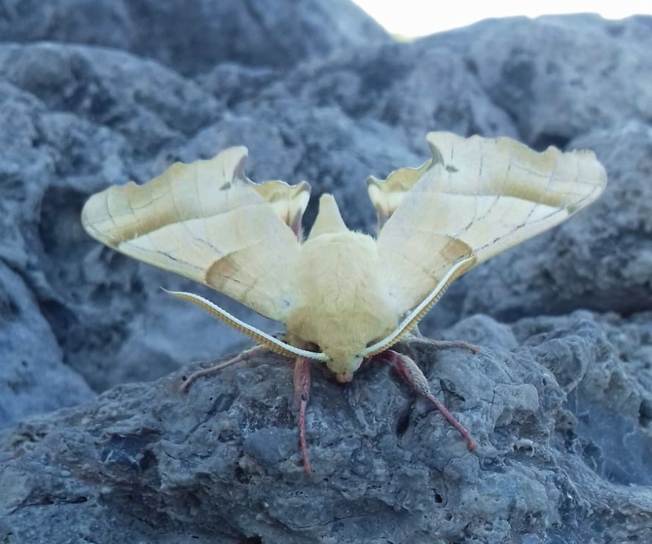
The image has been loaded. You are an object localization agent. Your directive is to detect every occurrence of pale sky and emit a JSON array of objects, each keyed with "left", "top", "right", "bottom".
[{"left": 353, "top": 0, "right": 652, "bottom": 37}]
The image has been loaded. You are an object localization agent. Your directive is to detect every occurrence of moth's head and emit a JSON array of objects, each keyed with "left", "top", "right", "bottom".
[
  {"left": 289, "top": 315, "right": 373, "bottom": 383},
  {"left": 289, "top": 307, "right": 398, "bottom": 383},
  {"left": 323, "top": 348, "right": 364, "bottom": 383}
]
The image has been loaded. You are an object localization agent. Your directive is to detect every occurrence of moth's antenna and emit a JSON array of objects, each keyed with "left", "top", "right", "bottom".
[
  {"left": 162, "top": 289, "right": 328, "bottom": 362},
  {"left": 362, "top": 255, "right": 476, "bottom": 357}
]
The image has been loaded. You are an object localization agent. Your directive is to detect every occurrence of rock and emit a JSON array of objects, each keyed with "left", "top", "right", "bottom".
[
  {"left": 424, "top": 15, "right": 652, "bottom": 149},
  {"left": 412, "top": 15, "right": 652, "bottom": 328},
  {"left": 0, "top": 263, "right": 93, "bottom": 427},
  {"left": 1, "top": 311, "right": 650, "bottom": 543},
  {"left": 0, "top": 43, "right": 421, "bottom": 393},
  {"left": 218, "top": 15, "right": 652, "bottom": 329},
  {"left": 249, "top": 39, "right": 518, "bottom": 152},
  {"left": 1, "top": 14, "right": 651, "bottom": 396},
  {"left": 0, "top": 42, "right": 234, "bottom": 393},
  {"left": 0, "top": 0, "right": 388, "bottom": 75},
  {"left": 0, "top": 43, "right": 221, "bottom": 154}
]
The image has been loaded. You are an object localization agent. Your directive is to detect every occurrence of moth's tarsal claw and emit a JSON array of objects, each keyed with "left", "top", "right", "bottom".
[
  {"left": 293, "top": 357, "right": 313, "bottom": 475},
  {"left": 383, "top": 350, "right": 477, "bottom": 452},
  {"left": 178, "top": 345, "right": 265, "bottom": 394}
]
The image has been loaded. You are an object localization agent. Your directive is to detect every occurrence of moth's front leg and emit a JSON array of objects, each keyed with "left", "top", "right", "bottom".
[
  {"left": 293, "top": 357, "right": 312, "bottom": 474},
  {"left": 179, "top": 344, "right": 265, "bottom": 393},
  {"left": 381, "top": 350, "right": 477, "bottom": 451}
]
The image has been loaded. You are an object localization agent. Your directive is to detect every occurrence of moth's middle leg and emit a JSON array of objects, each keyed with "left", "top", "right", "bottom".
[{"left": 179, "top": 344, "right": 265, "bottom": 393}]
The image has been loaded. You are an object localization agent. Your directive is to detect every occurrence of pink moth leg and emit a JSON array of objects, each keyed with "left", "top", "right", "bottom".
[
  {"left": 380, "top": 349, "right": 477, "bottom": 451},
  {"left": 293, "top": 357, "right": 312, "bottom": 474}
]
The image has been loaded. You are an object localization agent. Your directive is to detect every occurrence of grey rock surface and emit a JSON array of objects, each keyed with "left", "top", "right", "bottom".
[
  {"left": 0, "top": 42, "right": 231, "bottom": 393},
  {"left": 1, "top": 312, "right": 651, "bottom": 543},
  {"left": 0, "top": 0, "right": 388, "bottom": 75},
  {"left": 253, "top": 40, "right": 519, "bottom": 152},
  {"left": 0, "top": 4, "right": 651, "bottom": 543},
  {"left": 426, "top": 15, "right": 652, "bottom": 148},
  {"left": 197, "top": 14, "right": 652, "bottom": 328},
  {"left": 0, "top": 262, "right": 93, "bottom": 426}
]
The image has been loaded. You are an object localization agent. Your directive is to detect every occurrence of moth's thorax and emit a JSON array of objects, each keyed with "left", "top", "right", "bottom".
[{"left": 288, "top": 230, "right": 397, "bottom": 377}]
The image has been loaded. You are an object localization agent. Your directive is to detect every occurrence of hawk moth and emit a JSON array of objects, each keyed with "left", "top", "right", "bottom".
[{"left": 82, "top": 132, "right": 606, "bottom": 472}]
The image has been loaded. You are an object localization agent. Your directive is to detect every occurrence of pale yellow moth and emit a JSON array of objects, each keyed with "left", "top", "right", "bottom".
[{"left": 81, "top": 132, "right": 607, "bottom": 472}]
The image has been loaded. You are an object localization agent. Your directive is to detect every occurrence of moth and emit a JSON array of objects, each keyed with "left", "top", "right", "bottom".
[{"left": 82, "top": 132, "right": 607, "bottom": 473}]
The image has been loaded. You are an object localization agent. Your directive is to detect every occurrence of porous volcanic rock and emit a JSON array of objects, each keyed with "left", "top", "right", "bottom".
[
  {"left": 1, "top": 312, "right": 650, "bottom": 543},
  {"left": 0, "top": 0, "right": 388, "bottom": 75}
]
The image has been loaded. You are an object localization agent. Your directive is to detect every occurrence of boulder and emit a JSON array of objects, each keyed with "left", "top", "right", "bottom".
[
  {"left": 1, "top": 312, "right": 650, "bottom": 543},
  {"left": 0, "top": 0, "right": 388, "bottom": 75},
  {"left": 0, "top": 262, "right": 93, "bottom": 426}
]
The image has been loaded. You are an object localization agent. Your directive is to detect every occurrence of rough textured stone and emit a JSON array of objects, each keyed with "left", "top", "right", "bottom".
[
  {"left": 0, "top": 263, "right": 93, "bottom": 426},
  {"left": 177, "top": 103, "right": 421, "bottom": 231},
  {"left": 0, "top": 0, "right": 388, "bottom": 75},
  {"left": 0, "top": 42, "right": 231, "bottom": 393},
  {"left": 426, "top": 15, "right": 652, "bottom": 149},
  {"left": 1, "top": 312, "right": 650, "bottom": 543},
  {"left": 251, "top": 40, "right": 518, "bottom": 152}
]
